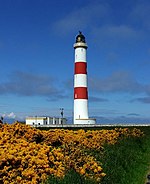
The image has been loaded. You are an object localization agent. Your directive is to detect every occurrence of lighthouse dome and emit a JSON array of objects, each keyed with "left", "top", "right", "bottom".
[{"left": 76, "top": 31, "right": 86, "bottom": 43}]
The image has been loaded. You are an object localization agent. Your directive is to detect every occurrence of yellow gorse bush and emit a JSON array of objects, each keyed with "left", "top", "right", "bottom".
[{"left": 0, "top": 123, "right": 143, "bottom": 184}]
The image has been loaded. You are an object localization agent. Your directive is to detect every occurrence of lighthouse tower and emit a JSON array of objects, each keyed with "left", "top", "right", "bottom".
[{"left": 73, "top": 32, "right": 96, "bottom": 124}]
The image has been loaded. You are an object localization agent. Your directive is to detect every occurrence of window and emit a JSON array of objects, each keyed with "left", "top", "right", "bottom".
[{"left": 44, "top": 119, "right": 47, "bottom": 125}]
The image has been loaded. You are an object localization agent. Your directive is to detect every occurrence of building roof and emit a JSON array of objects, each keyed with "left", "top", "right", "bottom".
[{"left": 26, "top": 116, "right": 67, "bottom": 120}]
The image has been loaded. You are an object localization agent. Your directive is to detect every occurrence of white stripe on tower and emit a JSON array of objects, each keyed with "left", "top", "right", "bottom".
[{"left": 73, "top": 32, "right": 89, "bottom": 124}]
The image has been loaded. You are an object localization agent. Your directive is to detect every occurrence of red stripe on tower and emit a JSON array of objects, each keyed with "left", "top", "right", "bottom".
[
  {"left": 74, "top": 62, "right": 87, "bottom": 74},
  {"left": 74, "top": 87, "right": 88, "bottom": 99}
]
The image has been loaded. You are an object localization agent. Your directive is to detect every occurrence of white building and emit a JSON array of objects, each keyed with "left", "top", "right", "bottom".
[{"left": 26, "top": 116, "right": 67, "bottom": 126}]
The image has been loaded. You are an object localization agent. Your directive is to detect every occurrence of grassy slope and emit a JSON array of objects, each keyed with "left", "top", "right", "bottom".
[
  {"left": 45, "top": 170, "right": 96, "bottom": 184},
  {"left": 44, "top": 126, "right": 150, "bottom": 184},
  {"left": 98, "top": 127, "right": 150, "bottom": 184}
]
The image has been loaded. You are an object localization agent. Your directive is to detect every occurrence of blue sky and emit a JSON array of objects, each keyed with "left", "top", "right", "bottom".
[{"left": 0, "top": 0, "right": 150, "bottom": 123}]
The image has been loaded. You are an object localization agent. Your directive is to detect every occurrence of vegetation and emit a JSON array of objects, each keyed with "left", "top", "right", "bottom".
[
  {"left": 0, "top": 123, "right": 149, "bottom": 184},
  {"left": 45, "top": 127, "right": 150, "bottom": 184},
  {"left": 100, "top": 127, "right": 150, "bottom": 184}
]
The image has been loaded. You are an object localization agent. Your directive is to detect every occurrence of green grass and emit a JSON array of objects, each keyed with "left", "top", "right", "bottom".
[
  {"left": 44, "top": 126, "right": 150, "bottom": 184},
  {"left": 99, "top": 127, "right": 150, "bottom": 184},
  {"left": 100, "top": 136, "right": 150, "bottom": 183},
  {"left": 44, "top": 170, "right": 95, "bottom": 184}
]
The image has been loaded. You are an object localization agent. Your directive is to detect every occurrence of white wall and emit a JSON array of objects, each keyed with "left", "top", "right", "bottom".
[{"left": 26, "top": 117, "right": 67, "bottom": 126}]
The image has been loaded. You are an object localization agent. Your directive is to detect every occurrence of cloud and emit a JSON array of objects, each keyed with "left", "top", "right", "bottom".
[
  {"left": 64, "top": 79, "right": 73, "bottom": 89},
  {"left": 145, "top": 85, "right": 150, "bottom": 95},
  {"left": 89, "top": 71, "right": 143, "bottom": 94},
  {"left": 46, "top": 94, "right": 68, "bottom": 102},
  {"left": 131, "top": 96, "right": 150, "bottom": 104},
  {"left": 106, "top": 52, "right": 120, "bottom": 64},
  {"left": 0, "top": 71, "right": 66, "bottom": 100},
  {"left": 97, "top": 25, "right": 138, "bottom": 39},
  {"left": 53, "top": 2, "right": 110, "bottom": 34},
  {"left": 130, "top": 1, "right": 150, "bottom": 30},
  {"left": 2, "top": 112, "right": 16, "bottom": 119},
  {"left": 127, "top": 113, "right": 140, "bottom": 116},
  {"left": 89, "top": 108, "right": 121, "bottom": 116},
  {"left": 89, "top": 96, "right": 108, "bottom": 102},
  {"left": 92, "top": 24, "right": 142, "bottom": 49}
]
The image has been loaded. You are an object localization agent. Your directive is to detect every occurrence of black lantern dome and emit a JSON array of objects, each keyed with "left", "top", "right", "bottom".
[{"left": 76, "top": 31, "right": 86, "bottom": 43}]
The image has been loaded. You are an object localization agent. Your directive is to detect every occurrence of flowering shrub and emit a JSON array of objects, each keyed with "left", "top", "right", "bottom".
[{"left": 0, "top": 123, "right": 143, "bottom": 184}]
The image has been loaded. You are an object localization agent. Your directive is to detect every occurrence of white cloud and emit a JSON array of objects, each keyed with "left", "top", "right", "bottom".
[
  {"left": 53, "top": 2, "right": 110, "bottom": 34},
  {"left": 8, "top": 112, "right": 16, "bottom": 119},
  {"left": 2, "top": 112, "right": 16, "bottom": 119}
]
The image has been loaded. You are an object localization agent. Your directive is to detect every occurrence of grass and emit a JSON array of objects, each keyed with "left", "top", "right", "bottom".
[
  {"left": 44, "top": 126, "right": 150, "bottom": 184},
  {"left": 45, "top": 170, "right": 96, "bottom": 184},
  {"left": 100, "top": 136, "right": 150, "bottom": 183}
]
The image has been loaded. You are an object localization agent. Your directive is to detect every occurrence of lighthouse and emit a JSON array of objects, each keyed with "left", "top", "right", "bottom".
[{"left": 73, "top": 32, "right": 96, "bottom": 124}]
